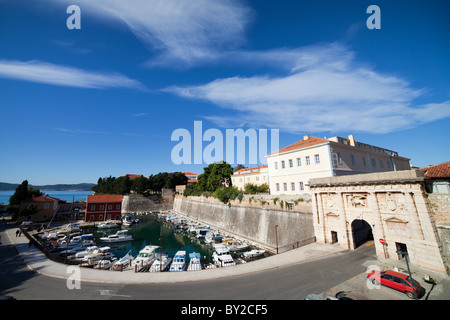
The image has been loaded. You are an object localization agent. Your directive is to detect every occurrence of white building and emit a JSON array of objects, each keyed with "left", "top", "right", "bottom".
[
  {"left": 266, "top": 134, "right": 411, "bottom": 196},
  {"left": 231, "top": 165, "right": 269, "bottom": 191}
]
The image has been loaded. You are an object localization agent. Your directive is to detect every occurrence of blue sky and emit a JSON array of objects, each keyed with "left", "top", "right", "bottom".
[{"left": 0, "top": 0, "right": 449, "bottom": 185}]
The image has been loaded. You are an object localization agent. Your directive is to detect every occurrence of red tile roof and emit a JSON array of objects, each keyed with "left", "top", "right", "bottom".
[
  {"left": 184, "top": 172, "right": 197, "bottom": 176},
  {"left": 420, "top": 161, "right": 450, "bottom": 178},
  {"left": 234, "top": 165, "right": 268, "bottom": 173},
  {"left": 24, "top": 195, "right": 62, "bottom": 202},
  {"left": 268, "top": 136, "right": 327, "bottom": 156},
  {"left": 87, "top": 195, "right": 123, "bottom": 203},
  {"left": 123, "top": 174, "right": 145, "bottom": 178}
]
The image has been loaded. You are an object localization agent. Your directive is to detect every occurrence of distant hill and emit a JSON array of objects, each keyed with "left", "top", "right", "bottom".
[{"left": 0, "top": 182, "right": 95, "bottom": 191}]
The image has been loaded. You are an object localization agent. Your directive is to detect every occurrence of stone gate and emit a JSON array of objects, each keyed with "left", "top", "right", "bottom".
[{"left": 310, "top": 170, "right": 447, "bottom": 274}]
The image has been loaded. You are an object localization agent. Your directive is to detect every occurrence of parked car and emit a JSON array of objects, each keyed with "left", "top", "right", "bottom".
[{"left": 367, "top": 269, "right": 422, "bottom": 299}]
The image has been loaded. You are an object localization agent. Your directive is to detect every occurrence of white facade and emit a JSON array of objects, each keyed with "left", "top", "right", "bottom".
[
  {"left": 266, "top": 134, "right": 411, "bottom": 196},
  {"left": 231, "top": 165, "right": 269, "bottom": 191}
]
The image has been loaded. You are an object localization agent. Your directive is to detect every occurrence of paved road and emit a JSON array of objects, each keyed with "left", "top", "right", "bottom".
[{"left": 0, "top": 220, "right": 376, "bottom": 300}]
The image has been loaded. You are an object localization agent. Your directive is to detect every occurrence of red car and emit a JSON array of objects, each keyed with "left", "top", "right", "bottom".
[{"left": 367, "top": 269, "right": 422, "bottom": 299}]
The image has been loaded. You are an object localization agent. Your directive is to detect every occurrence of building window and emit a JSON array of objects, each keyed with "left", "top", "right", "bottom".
[
  {"left": 297, "top": 157, "right": 301, "bottom": 166},
  {"left": 274, "top": 162, "right": 278, "bottom": 170},
  {"left": 108, "top": 205, "right": 112, "bottom": 210},
  {"left": 337, "top": 153, "right": 342, "bottom": 164},
  {"left": 372, "top": 158, "right": 376, "bottom": 167},
  {"left": 44, "top": 203, "right": 50, "bottom": 209},
  {"left": 283, "top": 183, "right": 287, "bottom": 191},
  {"left": 91, "top": 205, "right": 96, "bottom": 210},
  {"left": 289, "top": 159, "right": 293, "bottom": 168},
  {"left": 116, "top": 205, "right": 121, "bottom": 210},
  {"left": 291, "top": 182, "right": 295, "bottom": 191},
  {"left": 380, "top": 159, "right": 384, "bottom": 168},
  {"left": 299, "top": 182, "right": 304, "bottom": 191},
  {"left": 351, "top": 154, "right": 355, "bottom": 165},
  {"left": 276, "top": 183, "right": 280, "bottom": 191},
  {"left": 306, "top": 156, "right": 310, "bottom": 165},
  {"left": 281, "top": 160, "right": 285, "bottom": 169},
  {"left": 100, "top": 205, "right": 104, "bottom": 210},
  {"left": 256, "top": 176, "right": 259, "bottom": 181},
  {"left": 315, "top": 154, "right": 320, "bottom": 164},
  {"left": 90, "top": 215, "right": 94, "bottom": 221},
  {"left": 99, "top": 214, "right": 103, "bottom": 220},
  {"left": 363, "top": 157, "right": 366, "bottom": 166},
  {"left": 387, "top": 161, "right": 391, "bottom": 169}
]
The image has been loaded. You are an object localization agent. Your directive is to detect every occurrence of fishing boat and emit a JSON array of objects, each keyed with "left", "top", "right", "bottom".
[
  {"left": 99, "top": 230, "right": 133, "bottom": 243},
  {"left": 187, "top": 252, "right": 203, "bottom": 271},
  {"left": 131, "top": 245, "right": 159, "bottom": 268},
  {"left": 213, "top": 244, "right": 236, "bottom": 267},
  {"left": 243, "top": 249, "right": 266, "bottom": 259},
  {"left": 149, "top": 252, "right": 172, "bottom": 272},
  {"left": 169, "top": 250, "right": 187, "bottom": 272}
]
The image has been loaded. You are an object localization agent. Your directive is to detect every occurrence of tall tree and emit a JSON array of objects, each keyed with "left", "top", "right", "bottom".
[{"left": 9, "top": 180, "right": 42, "bottom": 205}]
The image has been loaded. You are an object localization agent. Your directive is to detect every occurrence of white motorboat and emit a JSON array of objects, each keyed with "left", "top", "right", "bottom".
[
  {"left": 84, "top": 247, "right": 114, "bottom": 263},
  {"left": 149, "top": 252, "right": 172, "bottom": 272},
  {"left": 213, "top": 244, "right": 236, "bottom": 267},
  {"left": 94, "top": 259, "right": 115, "bottom": 270},
  {"left": 132, "top": 245, "right": 159, "bottom": 268},
  {"left": 122, "top": 215, "right": 139, "bottom": 227},
  {"left": 99, "top": 230, "right": 133, "bottom": 243},
  {"left": 111, "top": 250, "right": 133, "bottom": 271},
  {"left": 97, "top": 220, "right": 120, "bottom": 229},
  {"left": 75, "top": 246, "right": 99, "bottom": 259},
  {"left": 243, "top": 249, "right": 266, "bottom": 259},
  {"left": 169, "top": 250, "right": 186, "bottom": 272},
  {"left": 187, "top": 252, "right": 203, "bottom": 271},
  {"left": 225, "top": 240, "right": 250, "bottom": 252}
]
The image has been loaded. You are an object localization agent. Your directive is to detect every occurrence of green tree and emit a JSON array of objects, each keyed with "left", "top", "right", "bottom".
[
  {"left": 9, "top": 180, "right": 42, "bottom": 205},
  {"left": 196, "top": 162, "right": 233, "bottom": 193}
]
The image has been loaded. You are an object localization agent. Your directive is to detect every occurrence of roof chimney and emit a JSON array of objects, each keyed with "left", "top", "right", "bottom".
[
  {"left": 303, "top": 135, "right": 309, "bottom": 141},
  {"left": 348, "top": 134, "right": 355, "bottom": 146}
]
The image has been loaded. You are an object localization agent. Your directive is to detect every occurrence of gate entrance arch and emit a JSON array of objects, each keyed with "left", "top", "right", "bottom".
[{"left": 351, "top": 219, "right": 373, "bottom": 249}]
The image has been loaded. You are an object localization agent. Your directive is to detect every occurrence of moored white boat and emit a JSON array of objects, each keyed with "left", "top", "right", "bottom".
[
  {"left": 213, "top": 244, "right": 236, "bottom": 267},
  {"left": 132, "top": 245, "right": 159, "bottom": 268},
  {"left": 111, "top": 250, "right": 133, "bottom": 271},
  {"left": 169, "top": 250, "right": 186, "bottom": 272},
  {"left": 225, "top": 240, "right": 250, "bottom": 252},
  {"left": 97, "top": 220, "right": 120, "bottom": 229},
  {"left": 243, "top": 249, "right": 266, "bottom": 259},
  {"left": 99, "top": 229, "right": 133, "bottom": 243},
  {"left": 149, "top": 252, "right": 172, "bottom": 272},
  {"left": 187, "top": 252, "right": 203, "bottom": 271}
]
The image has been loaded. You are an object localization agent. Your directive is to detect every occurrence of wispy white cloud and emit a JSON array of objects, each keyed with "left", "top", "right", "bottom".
[
  {"left": 47, "top": 0, "right": 251, "bottom": 67},
  {"left": 53, "top": 128, "right": 110, "bottom": 135},
  {"left": 167, "top": 43, "right": 450, "bottom": 133},
  {"left": 0, "top": 59, "right": 145, "bottom": 89}
]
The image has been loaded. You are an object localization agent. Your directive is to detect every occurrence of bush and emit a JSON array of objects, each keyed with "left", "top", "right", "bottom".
[
  {"left": 244, "top": 183, "right": 269, "bottom": 194},
  {"left": 214, "top": 186, "right": 243, "bottom": 204}
]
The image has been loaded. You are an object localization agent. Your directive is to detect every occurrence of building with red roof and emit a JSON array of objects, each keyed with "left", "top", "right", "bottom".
[
  {"left": 266, "top": 134, "right": 411, "bottom": 195},
  {"left": 420, "top": 161, "right": 450, "bottom": 193},
  {"left": 85, "top": 194, "right": 123, "bottom": 222},
  {"left": 20, "top": 194, "right": 66, "bottom": 222},
  {"left": 231, "top": 165, "right": 268, "bottom": 191}
]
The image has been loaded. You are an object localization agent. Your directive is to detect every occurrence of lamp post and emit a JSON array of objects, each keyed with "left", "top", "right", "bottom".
[
  {"left": 159, "top": 237, "right": 162, "bottom": 272},
  {"left": 275, "top": 225, "right": 279, "bottom": 254},
  {"left": 396, "top": 250, "right": 416, "bottom": 299}
]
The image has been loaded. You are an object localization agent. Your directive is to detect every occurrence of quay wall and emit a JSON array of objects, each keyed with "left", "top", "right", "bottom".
[
  {"left": 173, "top": 195, "right": 315, "bottom": 253},
  {"left": 121, "top": 194, "right": 173, "bottom": 214}
]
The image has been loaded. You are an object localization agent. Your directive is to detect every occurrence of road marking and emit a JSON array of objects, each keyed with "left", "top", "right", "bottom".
[
  {"left": 365, "top": 241, "right": 374, "bottom": 247},
  {"left": 98, "top": 289, "right": 131, "bottom": 298}
]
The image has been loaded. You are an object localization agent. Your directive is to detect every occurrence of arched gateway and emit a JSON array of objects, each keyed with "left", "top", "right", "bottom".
[{"left": 310, "top": 170, "right": 448, "bottom": 275}]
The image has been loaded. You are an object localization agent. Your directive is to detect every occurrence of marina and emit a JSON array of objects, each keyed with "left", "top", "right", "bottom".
[{"left": 33, "top": 210, "right": 271, "bottom": 273}]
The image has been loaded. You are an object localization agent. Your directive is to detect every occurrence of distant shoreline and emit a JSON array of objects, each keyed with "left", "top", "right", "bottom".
[{"left": 0, "top": 182, "right": 95, "bottom": 192}]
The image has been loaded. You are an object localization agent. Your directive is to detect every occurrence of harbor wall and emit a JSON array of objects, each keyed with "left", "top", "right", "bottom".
[
  {"left": 173, "top": 195, "right": 315, "bottom": 253},
  {"left": 122, "top": 193, "right": 173, "bottom": 214}
]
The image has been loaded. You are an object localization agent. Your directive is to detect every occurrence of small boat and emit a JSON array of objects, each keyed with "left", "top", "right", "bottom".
[
  {"left": 169, "top": 250, "right": 186, "bottom": 272},
  {"left": 97, "top": 220, "right": 120, "bottom": 229},
  {"left": 213, "top": 244, "right": 236, "bottom": 267},
  {"left": 225, "top": 240, "right": 250, "bottom": 252},
  {"left": 111, "top": 250, "right": 133, "bottom": 271},
  {"left": 122, "top": 215, "right": 139, "bottom": 227},
  {"left": 94, "top": 259, "right": 115, "bottom": 270},
  {"left": 99, "top": 230, "right": 133, "bottom": 243},
  {"left": 149, "top": 252, "right": 172, "bottom": 272},
  {"left": 75, "top": 246, "right": 100, "bottom": 259},
  {"left": 187, "top": 252, "right": 203, "bottom": 271},
  {"left": 243, "top": 249, "right": 266, "bottom": 259},
  {"left": 132, "top": 245, "right": 159, "bottom": 268},
  {"left": 84, "top": 247, "right": 114, "bottom": 263}
]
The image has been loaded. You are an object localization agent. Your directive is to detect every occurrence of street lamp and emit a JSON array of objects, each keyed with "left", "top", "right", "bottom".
[
  {"left": 275, "top": 225, "right": 279, "bottom": 254},
  {"left": 396, "top": 250, "right": 416, "bottom": 299}
]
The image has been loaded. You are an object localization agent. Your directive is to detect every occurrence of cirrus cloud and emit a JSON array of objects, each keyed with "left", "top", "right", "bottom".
[{"left": 166, "top": 43, "right": 450, "bottom": 133}]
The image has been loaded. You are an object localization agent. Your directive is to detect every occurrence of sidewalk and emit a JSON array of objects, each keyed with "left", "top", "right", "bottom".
[{"left": 2, "top": 224, "right": 347, "bottom": 284}]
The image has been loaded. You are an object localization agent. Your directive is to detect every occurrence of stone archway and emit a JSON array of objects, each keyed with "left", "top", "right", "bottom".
[{"left": 351, "top": 219, "right": 373, "bottom": 249}]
